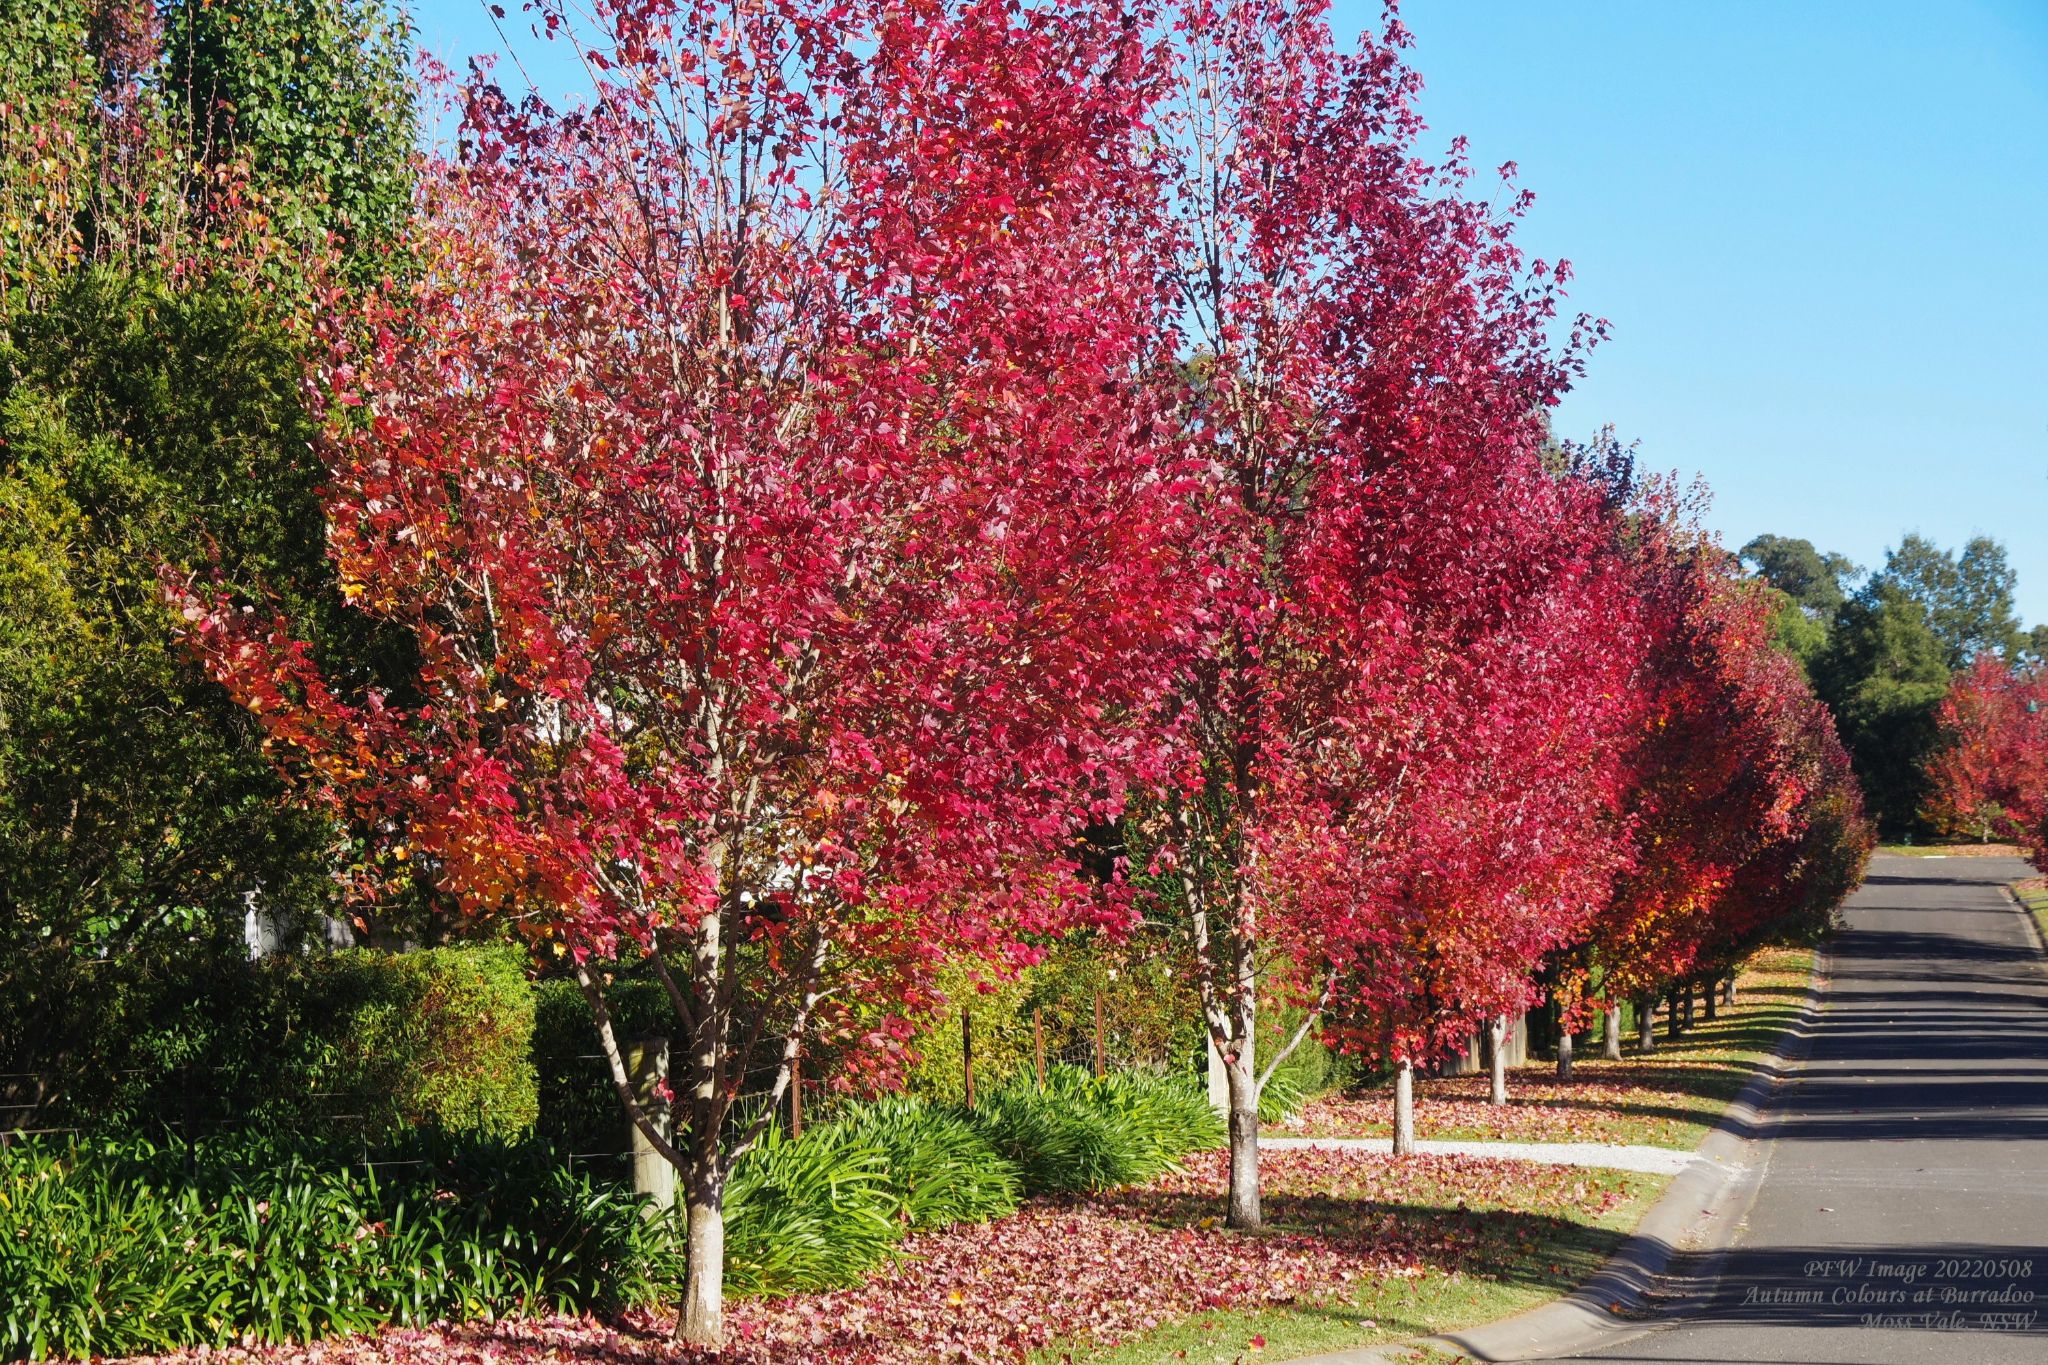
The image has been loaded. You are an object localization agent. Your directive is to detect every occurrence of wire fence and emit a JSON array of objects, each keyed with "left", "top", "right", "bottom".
[{"left": 3, "top": 1001, "right": 1178, "bottom": 1161}]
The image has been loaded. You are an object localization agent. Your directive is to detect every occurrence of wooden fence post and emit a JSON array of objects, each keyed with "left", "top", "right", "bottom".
[
  {"left": 1093, "top": 989, "right": 1106, "bottom": 1078},
  {"left": 1034, "top": 1008, "right": 1045, "bottom": 1090},
  {"left": 962, "top": 1007, "right": 975, "bottom": 1109},
  {"left": 625, "top": 1038, "right": 674, "bottom": 1217}
]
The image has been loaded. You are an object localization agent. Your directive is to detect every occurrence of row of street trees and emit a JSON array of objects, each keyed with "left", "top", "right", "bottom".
[{"left": 160, "top": 0, "right": 1874, "bottom": 1345}]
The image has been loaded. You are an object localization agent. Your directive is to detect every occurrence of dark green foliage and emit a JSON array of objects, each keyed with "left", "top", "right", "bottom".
[
  {"left": 1761, "top": 585, "right": 1830, "bottom": 679},
  {"left": 1869, "top": 533, "right": 2023, "bottom": 667},
  {"left": 530, "top": 976, "right": 675, "bottom": 1162},
  {"left": 0, "top": 272, "right": 352, "bottom": 965},
  {"left": 836, "top": 1096, "right": 1021, "bottom": 1228},
  {"left": 1740, "top": 534, "right": 1857, "bottom": 619},
  {"left": 963, "top": 1066, "right": 1222, "bottom": 1196},
  {"left": 721, "top": 1122, "right": 901, "bottom": 1297},
  {"left": 0, "top": 1066, "right": 1221, "bottom": 1356},
  {"left": 963, "top": 1079, "right": 1133, "bottom": 1194},
  {"left": 0, "top": 1130, "right": 675, "bottom": 1362},
  {"left": 724, "top": 1070, "right": 1218, "bottom": 1293},
  {"left": 0, "top": 946, "right": 538, "bottom": 1141},
  {"left": 162, "top": 0, "right": 416, "bottom": 261},
  {"left": 1046, "top": 1068, "right": 1226, "bottom": 1181},
  {"left": 1813, "top": 586, "right": 1952, "bottom": 835}
]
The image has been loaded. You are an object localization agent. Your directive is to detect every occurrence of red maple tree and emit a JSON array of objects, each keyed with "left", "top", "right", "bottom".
[
  {"left": 180, "top": 0, "right": 1192, "bottom": 1343},
  {"left": 1564, "top": 525, "right": 1871, "bottom": 1044},
  {"left": 1122, "top": 0, "right": 1612, "bottom": 1223},
  {"left": 1318, "top": 462, "right": 1657, "bottom": 1126},
  {"left": 1924, "top": 653, "right": 2048, "bottom": 852}
]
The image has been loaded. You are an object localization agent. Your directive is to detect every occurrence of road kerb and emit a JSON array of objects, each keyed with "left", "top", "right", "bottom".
[{"left": 1282, "top": 948, "right": 1830, "bottom": 1365}]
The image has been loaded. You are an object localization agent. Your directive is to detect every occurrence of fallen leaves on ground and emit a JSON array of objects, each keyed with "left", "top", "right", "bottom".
[
  {"left": 107, "top": 1150, "right": 1641, "bottom": 1365},
  {"left": 1277, "top": 946, "right": 1812, "bottom": 1148}
]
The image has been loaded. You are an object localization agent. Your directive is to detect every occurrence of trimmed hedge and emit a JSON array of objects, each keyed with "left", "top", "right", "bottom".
[{"left": 1, "top": 945, "right": 537, "bottom": 1141}]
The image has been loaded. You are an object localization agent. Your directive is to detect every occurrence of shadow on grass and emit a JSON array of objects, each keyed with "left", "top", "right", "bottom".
[{"left": 1043, "top": 1194, "right": 1638, "bottom": 1363}]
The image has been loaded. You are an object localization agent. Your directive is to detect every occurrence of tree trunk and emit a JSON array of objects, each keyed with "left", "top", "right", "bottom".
[
  {"left": 1723, "top": 972, "right": 1738, "bottom": 1007},
  {"left": 679, "top": 1166, "right": 726, "bottom": 1347},
  {"left": 1603, "top": 1005, "right": 1623, "bottom": 1061},
  {"left": 1636, "top": 995, "right": 1656, "bottom": 1052},
  {"left": 1488, "top": 1015, "right": 1509, "bottom": 1105},
  {"left": 1666, "top": 989, "right": 1682, "bottom": 1042},
  {"left": 1682, "top": 981, "right": 1696, "bottom": 1031},
  {"left": 1392, "top": 1058, "right": 1416, "bottom": 1155},
  {"left": 1556, "top": 1019, "right": 1574, "bottom": 1080},
  {"left": 1703, "top": 978, "right": 1718, "bottom": 1022},
  {"left": 1225, "top": 1052, "right": 1261, "bottom": 1229}
]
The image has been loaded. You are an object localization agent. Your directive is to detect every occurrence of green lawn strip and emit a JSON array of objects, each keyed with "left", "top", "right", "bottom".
[
  {"left": 1036, "top": 1166, "right": 1667, "bottom": 1364},
  {"left": 1276, "top": 946, "right": 1815, "bottom": 1151},
  {"left": 2010, "top": 876, "right": 2048, "bottom": 942},
  {"left": 1878, "top": 843, "right": 2026, "bottom": 857}
]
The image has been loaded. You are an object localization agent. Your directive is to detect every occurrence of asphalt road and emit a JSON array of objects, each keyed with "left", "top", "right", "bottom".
[{"left": 1545, "top": 851, "right": 2048, "bottom": 1365}]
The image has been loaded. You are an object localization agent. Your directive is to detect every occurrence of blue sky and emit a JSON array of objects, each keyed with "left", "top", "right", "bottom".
[{"left": 413, "top": 1, "right": 2048, "bottom": 619}]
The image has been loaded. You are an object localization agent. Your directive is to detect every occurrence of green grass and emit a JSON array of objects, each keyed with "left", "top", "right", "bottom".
[
  {"left": 1878, "top": 842, "right": 2026, "bottom": 857},
  {"left": 2010, "top": 877, "right": 2048, "bottom": 943},
  {"left": 1035, "top": 1168, "right": 1667, "bottom": 1364}
]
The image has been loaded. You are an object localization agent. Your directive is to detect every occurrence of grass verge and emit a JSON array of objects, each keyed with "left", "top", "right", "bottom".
[
  {"left": 1278, "top": 945, "right": 1814, "bottom": 1149},
  {"left": 1040, "top": 1156, "right": 1666, "bottom": 1364},
  {"left": 2012, "top": 876, "right": 2048, "bottom": 942},
  {"left": 1878, "top": 842, "right": 2026, "bottom": 857}
]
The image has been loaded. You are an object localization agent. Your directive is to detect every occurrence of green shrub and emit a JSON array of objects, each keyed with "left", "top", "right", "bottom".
[
  {"left": 0, "top": 1130, "right": 674, "bottom": 1362},
  {"left": 343, "top": 947, "right": 539, "bottom": 1138},
  {"left": 1, "top": 946, "right": 538, "bottom": 1142},
  {"left": 837, "top": 1095, "right": 1020, "bottom": 1227},
  {"left": 960, "top": 1066, "right": 1224, "bottom": 1196},
  {"left": 904, "top": 935, "right": 1209, "bottom": 1105},
  {"left": 963, "top": 1073, "right": 1137, "bottom": 1195},
  {"left": 1059, "top": 1069, "right": 1225, "bottom": 1179},
  {"left": 722, "top": 1122, "right": 901, "bottom": 1297}
]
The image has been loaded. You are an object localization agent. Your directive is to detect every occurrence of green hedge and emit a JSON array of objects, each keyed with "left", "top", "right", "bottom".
[{"left": 1, "top": 945, "right": 537, "bottom": 1141}]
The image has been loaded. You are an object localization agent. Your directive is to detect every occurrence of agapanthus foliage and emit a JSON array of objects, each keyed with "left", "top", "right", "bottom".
[{"left": 182, "top": 0, "right": 1196, "bottom": 1343}]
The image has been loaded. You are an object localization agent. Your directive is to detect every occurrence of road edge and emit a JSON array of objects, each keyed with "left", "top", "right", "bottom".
[
  {"left": 1999, "top": 881, "right": 2048, "bottom": 973},
  {"left": 1280, "top": 945, "right": 1830, "bottom": 1365}
]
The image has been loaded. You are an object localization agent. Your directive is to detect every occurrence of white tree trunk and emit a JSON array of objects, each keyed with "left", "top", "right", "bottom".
[
  {"left": 1392, "top": 1057, "right": 1416, "bottom": 1155},
  {"left": 1603, "top": 1005, "right": 1623, "bottom": 1061},
  {"left": 1488, "top": 1015, "right": 1509, "bottom": 1105},
  {"left": 1225, "top": 1049, "right": 1260, "bottom": 1228},
  {"left": 680, "top": 1184, "right": 725, "bottom": 1347}
]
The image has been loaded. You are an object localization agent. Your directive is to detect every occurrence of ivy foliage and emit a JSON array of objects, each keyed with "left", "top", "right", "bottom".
[{"left": 162, "top": 0, "right": 417, "bottom": 259}]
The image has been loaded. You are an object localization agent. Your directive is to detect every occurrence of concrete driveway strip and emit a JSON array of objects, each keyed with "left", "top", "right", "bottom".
[{"left": 1526, "top": 852, "right": 2048, "bottom": 1364}]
